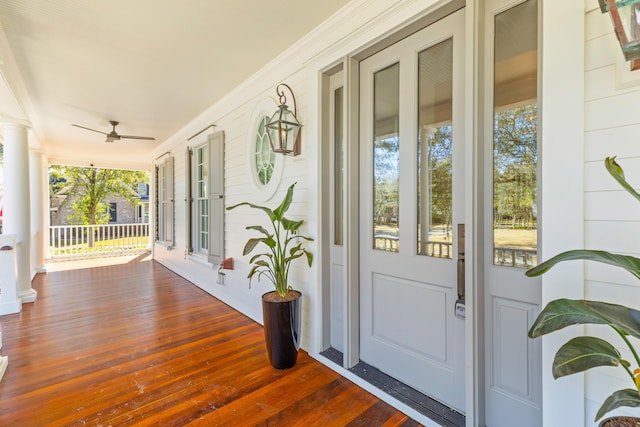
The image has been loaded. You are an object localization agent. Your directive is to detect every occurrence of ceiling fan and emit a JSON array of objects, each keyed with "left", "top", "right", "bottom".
[{"left": 71, "top": 120, "right": 156, "bottom": 142}]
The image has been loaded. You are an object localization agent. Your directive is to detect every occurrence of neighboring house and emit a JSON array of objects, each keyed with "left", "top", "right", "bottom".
[
  {"left": 2, "top": 1, "right": 640, "bottom": 426},
  {"left": 50, "top": 183, "right": 149, "bottom": 226}
]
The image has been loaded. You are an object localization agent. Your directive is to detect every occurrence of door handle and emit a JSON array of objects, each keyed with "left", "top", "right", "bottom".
[
  {"left": 457, "top": 257, "right": 465, "bottom": 301},
  {"left": 457, "top": 223, "right": 465, "bottom": 302},
  {"left": 455, "top": 224, "right": 466, "bottom": 319}
]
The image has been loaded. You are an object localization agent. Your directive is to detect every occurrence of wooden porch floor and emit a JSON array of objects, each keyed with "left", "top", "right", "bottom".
[{"left": 0, "top": 255, "right": 421, "bottom": 426}]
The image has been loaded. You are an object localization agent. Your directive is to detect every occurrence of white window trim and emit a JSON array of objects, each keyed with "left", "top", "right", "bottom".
[
  {"left": 193, "top": 142, "right": 210, "bottom": 256},
  {"left": 156, "top": 155, "right": 175, "bottom": 247},
  {"left": 246, "top": 97, "right": 284, "bottom": 202},
  {"left": 187, "top": 131, "right": 225, "bottom": 264}
]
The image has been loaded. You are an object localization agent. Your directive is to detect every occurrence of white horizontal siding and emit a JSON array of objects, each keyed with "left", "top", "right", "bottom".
[
  {"left": 585, "top": 124, "right": 640, "bottom": 161},
  {"left": 584, "top": 158, "right": 640, "bottom": 192},
  {"left": 583, "top": 1, "right": 640, "bottom": 424}
]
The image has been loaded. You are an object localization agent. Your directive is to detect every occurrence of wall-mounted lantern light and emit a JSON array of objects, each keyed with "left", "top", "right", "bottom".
[
  {"left": 266, "top": 83, "right": 302, "bottom": 156},
  {"left": 599, "top": 0, "right": 640, "bottom": 70}
]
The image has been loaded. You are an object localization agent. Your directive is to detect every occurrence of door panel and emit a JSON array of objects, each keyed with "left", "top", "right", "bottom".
[
  {"left": 484, "top": 0, "right": 541, "bottom": 425},
  {"left": 373, "top": 274, "right": 448, "bottom": 361},
  {"left": 330, "top": 263, "right": 344, "bottom": 351},
  {"left": 329, "top": 73, "right": 345, "bottom": 352},
  {"left": 359, "top": 10, "right": 465, "bottom": 412}
]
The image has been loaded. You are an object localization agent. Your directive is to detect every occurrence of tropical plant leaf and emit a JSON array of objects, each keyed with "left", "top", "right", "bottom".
[
  {"left": 582, "top": 300, "right": 640, "bottom": 339},
  {"left": 289, "top": 243, "right": 302, "bottom": 256},
  {"left": 227, "top": 201, "right": 276, "bottom": 222},
  {"left": 552, "top": 336, "right": 622, "bottom": 379},
  {"left": 243, "top": 237, "right": 276, "bottom": 255},
  {"left": 525, "top": 250, "right": 640, "bottom": 280},
  {"left": 285, "top": 253, "right": 305, "bottom": 264},
  {"left": 606, "top": 156, "right": 640, "bottom": 204},
  {"left": 282, "top": 217, "right": 303, "bottom": 232},
  {"left": 305, "top": 250, "right": 313, "bottom": 267},
  {"left": 253, "top": 260, "right": 270, "bottom": 268},
  {"left": 247, "top": 264, "right": 260, "bottom": 279},
  {"left": 529, "top": 299, "right": 640, "bottom": 339},
  {"left": 595, "top": 388, "right": 640, "bottom": 421},
  {"left": 273, "top": 182, "right": 296, "bottom": 221},
  {"left": 245, "top": 225, "right": 271, "bottom": 237},
  {"left": 249, "top": 253, "right": 272, "bottom": 264}
]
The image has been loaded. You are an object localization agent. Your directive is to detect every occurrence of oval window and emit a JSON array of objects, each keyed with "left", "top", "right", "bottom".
[{"left": 255, "top": 116, "right": 275, "bottom": 186}]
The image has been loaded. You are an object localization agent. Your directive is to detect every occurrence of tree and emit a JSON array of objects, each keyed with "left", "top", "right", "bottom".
[
  {"left": 493, "top": 104, "right": 537, "bottom": 229},
  {"left": 50, "top": 166, "right": 148, "bottom": 225}
]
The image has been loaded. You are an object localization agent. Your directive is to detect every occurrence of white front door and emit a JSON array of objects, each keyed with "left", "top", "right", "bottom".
[{"left": 359, "top": 10, "right": 466, "bottom": 412}]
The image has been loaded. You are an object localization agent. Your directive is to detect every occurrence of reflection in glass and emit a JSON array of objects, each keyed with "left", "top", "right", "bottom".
[
  {"left": 493, "top": 0, "right": 538, "bottom": 268},
  {"left": 373, "top": 63, "right": 400, "bottom": 252},
  {"left": 255, "top": 116, "right": 275, "bottom": 185},
  {"left": 334, "top": 87, "right": 344, "bottom": 246},
  {"left": 417, "top": 39, "right": 453, "bottom": 259}
]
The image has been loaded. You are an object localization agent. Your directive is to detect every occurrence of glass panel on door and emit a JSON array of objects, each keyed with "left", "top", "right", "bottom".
[
  {"left": 417, "top": 38, "right": 454, "bottom": 259},
  {"left": 492, "top": 0, "right": 538, "bottom": 268},
  {"left": 334, "top": 86, "right": 344, "bottom": 246},
  {"left": 373, "top": 63, "right": 400, "bottom": 252}
]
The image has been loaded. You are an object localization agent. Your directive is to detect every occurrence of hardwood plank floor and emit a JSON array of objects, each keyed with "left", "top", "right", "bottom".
[{"left": 0, "top": 255, "right": 421, "bottom": 426}]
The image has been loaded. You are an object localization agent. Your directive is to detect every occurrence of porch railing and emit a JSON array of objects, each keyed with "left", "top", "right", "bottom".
[
  {"left": 49, "top": 223, "right": 150, "bottom": 259},
  {"left": 494, "top": 247, "right": 537, "bottom": 269}
]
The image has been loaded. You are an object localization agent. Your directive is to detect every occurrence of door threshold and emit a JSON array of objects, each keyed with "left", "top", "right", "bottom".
[{"left": 320, "top": 348, "right": 465, "bottom": 427}]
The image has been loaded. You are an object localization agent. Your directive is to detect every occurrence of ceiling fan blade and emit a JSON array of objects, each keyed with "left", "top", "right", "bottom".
[
  {"left": 71, "top": 124, "right": 108, "bottom": 135},
  {"left": 119, "top": 135, "right": 156, "bottom": 141}
]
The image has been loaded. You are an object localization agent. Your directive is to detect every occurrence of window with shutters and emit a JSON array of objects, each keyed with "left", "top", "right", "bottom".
[
  {"left": 156, "top": 156, "right": 174, "bottom": 245},
  {"left": 187, "top": 131, "right": 225, "bottom": 264},
  {"left": 194, "top": 142, "right": 209, "bottom": 255}
]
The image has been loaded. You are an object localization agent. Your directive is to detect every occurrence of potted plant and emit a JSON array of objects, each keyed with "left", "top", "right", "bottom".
[
  {"left": 527, "top": 157, "right": 640, "bottom": 426},
  {"left": 227, "top": 182, "right": 313, "bottom": 369}
]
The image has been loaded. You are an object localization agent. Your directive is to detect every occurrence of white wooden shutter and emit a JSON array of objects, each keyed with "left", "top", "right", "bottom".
[{"left": 207, "top": 131, "right": 224, "bottom": 264}]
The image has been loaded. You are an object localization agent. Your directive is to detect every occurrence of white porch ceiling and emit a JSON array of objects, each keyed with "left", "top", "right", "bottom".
[{"left": 0, "top": 0, "right": 351, "bottom": 169}]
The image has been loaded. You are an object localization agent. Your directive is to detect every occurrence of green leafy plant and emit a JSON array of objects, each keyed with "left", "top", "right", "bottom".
[
  {"left": 227, "top": 182, "right": 313, "bottom": 297},
  {"left": 527, "top": 157, "right": 640, "bottom": 422}
]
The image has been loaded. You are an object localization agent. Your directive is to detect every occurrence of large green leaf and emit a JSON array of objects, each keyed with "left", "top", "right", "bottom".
[
  {"left": 273, "top": 182, "right": 296, "bottom": 221},
  {"left": 282, "top": 217, "right": 303, "bottom": 232},
  {"left": 595, "top": 389, "right": 640, "bottom": 421},
  {"left": 606, "top": 156, "right": 640, "bottom": 204},
  {"left": 525, "top": 250, "right": 640, "bottom": 280},
  {"left": 529, "top": 299, "right": 640, "bottom": 339},
  {"left": 552, "top": 336, "right": 622, "bottom": 378},
  {"left": 243, "top": 237, "right": 276, "bottom": 255},
  {"left": 249, "top": 253, "right": 272, "bottom": 264},
  {"left": 227, "top": 201, "right": 276, "bottom": 223},
  {"left": 245, "top": 225, "right": 271, "bottom": 237}
]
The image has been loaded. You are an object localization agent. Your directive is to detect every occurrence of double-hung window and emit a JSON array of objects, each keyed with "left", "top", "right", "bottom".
[
  {"left": 156, "top": 156, "right": 174, "bottom": 245},
  {"left": 194, "top": 143, "right": 209, "bottom": 255},
  {"left": 186, "top": 131, "right": 224, "bottom": 264}
]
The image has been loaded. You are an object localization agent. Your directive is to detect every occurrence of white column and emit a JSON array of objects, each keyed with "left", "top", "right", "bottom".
[
  {"left": 2, "top": 121, "right": 37, "bottom": 303},
  {"left": 29, "top": 150, "right": 48, "bottom": 273}
]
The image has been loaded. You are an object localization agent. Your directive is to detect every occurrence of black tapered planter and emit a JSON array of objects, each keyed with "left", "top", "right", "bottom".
[{"left": 262, "top": 290, "right": 301, "bottom": 369}]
